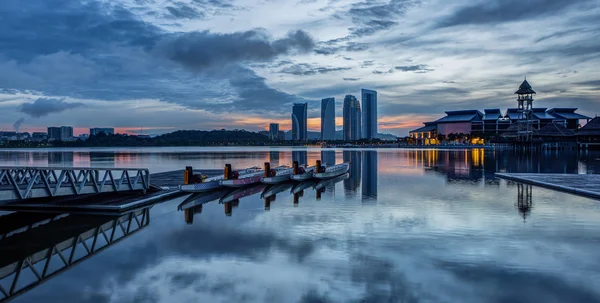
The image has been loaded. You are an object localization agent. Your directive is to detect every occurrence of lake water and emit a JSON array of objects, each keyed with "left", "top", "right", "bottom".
[{"left": 2, "top": 147, "right": 600, "bottom": 303}]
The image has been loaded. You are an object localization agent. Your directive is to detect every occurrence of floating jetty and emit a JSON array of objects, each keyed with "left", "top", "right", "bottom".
[{"left": 495, "top": 173, "right": 600, "bottom": 200}]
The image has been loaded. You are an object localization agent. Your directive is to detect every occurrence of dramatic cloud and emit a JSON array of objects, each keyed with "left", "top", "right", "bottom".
[
  {"left": 343, "top": 77, "right": 361, "bottom": 81},
  {"left": 158, "top": 30, "right": 315, "bottom": 71},
  {"left": 166, "top": 2, "right": 204, "bottom": 19},
  {"left": 20, "top": 98, "right": 84, "bottom": 118}
]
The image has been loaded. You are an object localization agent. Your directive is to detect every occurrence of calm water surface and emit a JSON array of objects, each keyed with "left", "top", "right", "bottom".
[{"left": 2, "top": 147, "right": 600, "bottom": 303}]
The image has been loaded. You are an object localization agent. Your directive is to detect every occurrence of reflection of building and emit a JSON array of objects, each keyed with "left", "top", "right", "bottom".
[
  {"left": 343, "top": 151, "right": 361, "bottom": 195},
  {"left": 362, "top": 151, "right": 377, "bottom": 200},
  {"left": 343, "top": 95, "right": 361, "bottom": 141},
  {"left": 269, "top": 150, "right": 280, "bottom": 166},
  {"left": 90, "top": 152, "right": 115, "bottom": 167},
  {"left": 292, "top": 103, "right": 308, "bottom": 141},
  {"left": 361, "top": 89, "right": 377, "bottom": 140},
  {"left": 292, "top": 150, "right": 308, "bottom": 165},
  {"left": 321, "top": 98, "right": 336, "bottom": 140},
  {"left": 47, "top": 126, "right": 73, "bottom": 141},
  {"left": 269, "top": 123, "right": 280, "bottom": 141},
  {"left": 516, "top": 183, "right": 533, "bottom": 221},
  {"left": 89, "top": 128, "right": 114, "bottom": 136},
  {"left": 48, "top": 152, "right": 74, "bottom": 166},
  {"left": 321, "top": 150, "right": 336, "bottom": 166}
]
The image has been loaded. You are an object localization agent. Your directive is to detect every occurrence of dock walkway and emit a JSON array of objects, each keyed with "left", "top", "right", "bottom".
[{"left": 495, "top": 173, "right": 600, "bottom": 200}]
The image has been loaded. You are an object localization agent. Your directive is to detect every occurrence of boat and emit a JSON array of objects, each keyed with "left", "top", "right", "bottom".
[
  {"left": 315, "top": 173, "right": 349, "bottom": 190},
  {"left": 179, "top": 166, "right": 261, "bottom": 193},
  {"left": 313, "top": 163, "right": 350, "bottom": 180},
  {"left": 261, "top": 162, "right": 294, "bottom": 184},
  {"left": 220, "top": 163, "right": 275, "bottom": 188},
  {"left": 290, "top": 163, "right": 316, "bottom": 181}
]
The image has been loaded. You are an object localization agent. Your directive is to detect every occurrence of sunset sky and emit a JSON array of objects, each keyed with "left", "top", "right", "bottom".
[{"left": 1, "top": 0, "right": 599, "bottom": 136}]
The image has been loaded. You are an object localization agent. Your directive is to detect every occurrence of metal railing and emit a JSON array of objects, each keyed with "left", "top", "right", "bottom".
[{"left": 0, "top": 167, "right": 150, "bottom": 202}]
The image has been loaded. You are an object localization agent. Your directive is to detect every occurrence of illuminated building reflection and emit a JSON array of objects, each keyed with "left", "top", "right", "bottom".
[
  {"left": 516, "top": 183, "right": 533, "bottom": 221},
  {"left": 343, "top": 151, "right": 361, "bottom": 196},
  {"left": 292, "top": 150, "right": 308, "bottom": 166}
]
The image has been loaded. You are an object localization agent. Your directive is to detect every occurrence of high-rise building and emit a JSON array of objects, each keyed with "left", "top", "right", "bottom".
[
  {"left": 47, "top": 126, "right": 73, "bottom": 141},
  {"left": 292, "top": 103, "right": 308, "bottom": 141},
  {"left": 343, "top": 95, "right": 361, "bottom": 141},
  {"left": 361, "top": 89, "right": 378, "bottom": 140},
  {"left": 321, "top": 98, "right": 336, "bottom": 140},
  {"left": 269, "top": 123, "right": 280, "bottom": 141},
  {"left": 90, "top": 128, "right": 115, "bottom": 136}
]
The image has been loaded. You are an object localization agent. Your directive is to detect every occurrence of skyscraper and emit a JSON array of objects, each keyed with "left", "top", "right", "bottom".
[
  {"left": 292, "top": 103, "right": 307, "bottom": 141},
  {"left": 269, "top": 123, "right": 279, "bottom": 141},
  {"left": 343, "top": 95, "right": 361, "bottom": 141},
  {"left": 321, "top": 97, "right": 335, "bottom": 140},
  {"left": 361, "top": 89, "right": 378, "bottom": 140},
  {"left": 47, "top": 126, "right": 73, "bottom": 141}
]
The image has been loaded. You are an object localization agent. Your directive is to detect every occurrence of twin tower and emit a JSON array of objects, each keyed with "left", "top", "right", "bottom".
[{"left": 292, "top": 89, "right": 378, "bottom": 141}]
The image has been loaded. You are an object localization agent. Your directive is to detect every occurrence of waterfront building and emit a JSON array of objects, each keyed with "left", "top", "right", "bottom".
[
  {"left": 30, "top": 132, "right": 48, "bottom": 141},
  {"left": 269, "top": 123, "right": 279, "bottom": 141},
  {"left": 321, "top": 98, "right": 336, "bottom": 140},
  {"left": 575, "top": 117, "right": 600, "bottom": 147},
  {"left": 292, "top": 103, "right": 307, "bottom": 141},
  {"left": 361, "top": 89, "right": 377, "bottom": 140},
  {"left": 47, "top": 126, "right": 73, "bottom": 141},
  {"left": 343, "top": 95, "right": 361, "bottom": 141},
  {"left": 409, "top": 79, "right": 590, "bottom": 143},
  {"left": 90, "top": 128, "right": 114, "bottom": 136}
]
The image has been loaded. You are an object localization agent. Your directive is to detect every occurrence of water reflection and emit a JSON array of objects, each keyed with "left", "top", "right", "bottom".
[
  {"left": 269, "top": 150, "right": 280, "bottom": 167},
  {"left": 47, "top": 152, "right": 74, "bottom": 167},
  {"left": 321, "top": 150, "right": 336, "bottom": 166},
  {"left": 0, "top": 208, "right": 150, "bottom": 302},
  {"left": 292, "top": 150, "right": 308, "bottom": 166},
  {"left": 343, "top": 151, "right": 361, "bottom": 195},
  {"left": 515, "top": 183, "right": 533, "bottom": 221},
  {"left": 362, "top": 151, "right": 378, "bottom": 201}
]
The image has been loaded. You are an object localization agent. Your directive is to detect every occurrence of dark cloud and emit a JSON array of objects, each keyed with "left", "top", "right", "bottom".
[
  {"left": 166, "top": 2, "right": 204, "bottom": 19},
  {"left": 314, "top": 40, "right": 368, "bottom": 55},
  {"left": 361, "top": 60, "right": 375, "bottom": 67},
  {"left": 436, "top": 0, "right": 592, "bottom": 28},
  {"left": 574, "top": 80, "right": 600, "bottom": 87},
  {"left": 343, "top": 77, "right": 361, "bottom": 81},
  {"left": 442, "top": 80, "right": 456, "bottom": 84},
  {"left": 19, "top": 98, "right": 84, "bottom": 118},
  {"left": 279, "top": 63, "right": 351, "bottom": 76},
  {"left": 395, "top": 64, "right": 434, "bottom": 73},
  {"left": 158, "top": 29, "right": 315, "bottom": 71},
  {"left": 350, "top": 20, "right": 397, "bottom": 37}
]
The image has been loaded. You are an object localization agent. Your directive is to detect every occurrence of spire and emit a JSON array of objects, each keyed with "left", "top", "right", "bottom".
[{"left": 515, "top": 78, "right": 536, "bottom": 95}]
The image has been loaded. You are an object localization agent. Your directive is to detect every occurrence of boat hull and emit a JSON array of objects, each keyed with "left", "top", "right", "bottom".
[
  {"left": 290, "top": 173, "right": 313, "bottom": 181},
  {"left": 313, "top": 163, "right": 350, "bottom": 180},
  {"left": 315, "top": 173, "right": 349, "bottom": 190},
  {"left": 179, "top": 180, "right": 222, "bottom": 193},
  {"left": 220, "top": 175, "right": 262, "bottom": 188},
  {"left": 261, "top": 174, "right": 291, "bottom": 184}
]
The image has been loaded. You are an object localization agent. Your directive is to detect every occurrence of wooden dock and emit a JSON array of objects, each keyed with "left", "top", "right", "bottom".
[{"left": 495, "top": 173, "right": 600, "bottom": 200}]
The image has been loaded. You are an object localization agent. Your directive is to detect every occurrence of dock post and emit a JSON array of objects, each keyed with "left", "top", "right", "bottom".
[
  {"left": 224, "top": 164, "right": 232, "bottom": 180},
  {"left": 316, "top": 160, "right": 322, "bottom": 173},
  {"left": 184, "top": 166, "right": 193, "bottom": 185},
  {"left": 264, "top": 162, "right": 271, "bottom": 177},
  {"left": 224, "top": 202, "right": 233, "bottom": 216},
  {"left": 264, "top": 198, "right": 271, "bottom": 210},
  {"left": 184, "top": 208, "right": 193, "bottom": 224},
  {"left": 292, "top": 161, "right": 299, "bottom": 174},
  {"left": 294, "top": 193, "right": 300, "bottom": 205}
]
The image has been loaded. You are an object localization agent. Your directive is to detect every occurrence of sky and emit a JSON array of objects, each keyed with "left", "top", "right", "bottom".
[{"left": 0, "top": 0, "right": 599, "bottom": 136}]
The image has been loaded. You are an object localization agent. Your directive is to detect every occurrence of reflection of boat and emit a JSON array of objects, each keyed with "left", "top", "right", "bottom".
[
  {"left": 261, "top": 164, "right": 294, "bottom": 184},
  {"left": 179, "top": 166, "right": 260, "bottom": 192},
  {"left": 177, "top": 189, "right": 231, "bottom": 210},
  {"left": 315, "top": 173, "right": 349, "bottom": 190},
  {"left": 313, "top": 163, "right": 350, "bottom": 179},
  {"left": 261, "top": 182, "right": 295, "bottom": 199},
  {"left": 291, "top": 179, "right": 317, "bottom": 194},
  {"left": 219, "top": 183, "right": 267, "bottom": 203}
]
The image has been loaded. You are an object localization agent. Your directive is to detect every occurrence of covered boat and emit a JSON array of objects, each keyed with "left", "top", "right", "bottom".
[
  {"left": 179, "top": 166, "right": 260, "bottom": 193},
  {"left": 313, "top": 162, "right": 350, "bottom": 180},
  {"left": 261, "top": 162, "right": 294, "bottom": 184},
  {"left": 290, "top": 161, "right": 316, "bottom": 181},
  {"left": 220, "top": 163, "right": 265, "bottom": 188}
]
